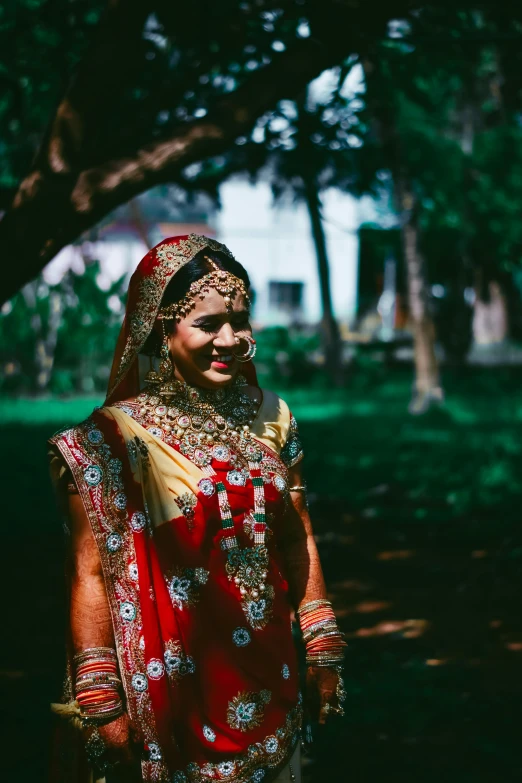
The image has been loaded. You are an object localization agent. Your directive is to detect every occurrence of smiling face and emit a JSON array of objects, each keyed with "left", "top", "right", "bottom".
[{"left": 166, "top": 288, "right": 252, "bottom": 389}]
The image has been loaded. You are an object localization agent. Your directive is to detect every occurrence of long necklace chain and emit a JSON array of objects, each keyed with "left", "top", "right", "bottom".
[{"left": 120, "top": 376, "right": 275, "bottom": 629}]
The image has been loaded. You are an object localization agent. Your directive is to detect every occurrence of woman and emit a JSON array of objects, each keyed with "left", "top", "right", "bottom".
[{"left": 49, "top": 234, "right": 346, "bottom": 783}]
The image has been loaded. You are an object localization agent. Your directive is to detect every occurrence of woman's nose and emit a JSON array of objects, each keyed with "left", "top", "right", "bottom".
[{"left": 214, "top": 323, "right": 237, "bottom": 348}]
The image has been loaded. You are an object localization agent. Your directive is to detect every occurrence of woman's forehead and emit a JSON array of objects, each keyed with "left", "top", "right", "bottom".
[{"left": 189, "top": 289, "right": 249, "bottom": 317}]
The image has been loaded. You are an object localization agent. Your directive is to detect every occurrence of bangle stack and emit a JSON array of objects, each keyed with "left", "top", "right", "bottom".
[
  {"left": 74, "top": 646, "right": 123, "bottom": 725},
  {"left": 298, "top": 599, "right": 347, "bottom": 666}
]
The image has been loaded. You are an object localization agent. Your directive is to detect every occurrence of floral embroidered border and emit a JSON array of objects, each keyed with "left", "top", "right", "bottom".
[
  {"left": 173, "top": 700, "right": 303, "bottom": 783},
  {"left": 50, "top": 415, "right": 169, "bottom": 781}
]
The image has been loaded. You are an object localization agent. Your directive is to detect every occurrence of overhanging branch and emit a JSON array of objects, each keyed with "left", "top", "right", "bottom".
[{"left": 0, "top": 37, "right": 343, "bottom": 304}]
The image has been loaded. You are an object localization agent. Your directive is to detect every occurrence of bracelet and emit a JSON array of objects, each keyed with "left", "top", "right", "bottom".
[
  {"left": 306, "top": 656, "right": 345, "bottom": 667},
  {"left": 74, "top": 647, "right": 117, "bottom": 663},
  {"left": 299, "top": 599, "right": 347, "bottom": 667},
  {"left": 74, "top": 647, "right": 123, "bottom": 725},
  {"left": 302, "top": 622, "right": 339, "bottom": 641},
  {"left": 76, "top": 674, "right": 122, "bottom": 687},
  {"left": 297, "top": 599, "right": 332, "bottom": 616}
]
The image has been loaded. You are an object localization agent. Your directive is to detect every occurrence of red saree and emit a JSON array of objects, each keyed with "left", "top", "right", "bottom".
[{"left": 49, "top": 235, "right": 304, "bottom": 783}]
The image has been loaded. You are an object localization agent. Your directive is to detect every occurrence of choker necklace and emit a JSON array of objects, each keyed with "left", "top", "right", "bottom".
[{"left": 132, "top": 375, "right": 263, "bottom": 469}]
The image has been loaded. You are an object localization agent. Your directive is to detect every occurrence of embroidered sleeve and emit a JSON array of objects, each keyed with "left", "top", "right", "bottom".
[{"left": 280, "top": 414, "right": 304, "bottom": 468}]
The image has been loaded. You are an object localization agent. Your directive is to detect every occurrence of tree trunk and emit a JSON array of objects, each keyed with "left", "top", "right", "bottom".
[
  {"left": 400, "top": 186, "right": 443, "bottom": 414},
  {"left": 303, "top": 176, "right": 343, "bottom": 384},
  {"left": 472, "top": 277, "right": 509, "bottom": 345},
  {"left": 35, "top": 289, "right": 62, "bottom": 391}
]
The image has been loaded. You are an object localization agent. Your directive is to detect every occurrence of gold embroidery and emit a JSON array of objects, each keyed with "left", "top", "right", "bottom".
[
  {"left": 226, "top": 689, "right": 272, "bottom": 732},
  {"left": 164, "top": 639, "right": 196, "bottom": 683},
  {"left": 176, "top": 701, "right": 302, "bottom": 783}
]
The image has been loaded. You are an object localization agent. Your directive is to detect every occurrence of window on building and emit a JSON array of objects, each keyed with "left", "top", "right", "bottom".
[{"left": 268, "top": 281, "right": 304, "bottom": 313}]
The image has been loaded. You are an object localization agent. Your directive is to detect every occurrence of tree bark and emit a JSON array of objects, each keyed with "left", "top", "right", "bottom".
[
  {"left": 303, "top": 177, "right": 343, "bottom": 384},
  {"left": 399, "top": 186, "right": 443, "bottom": 414}
]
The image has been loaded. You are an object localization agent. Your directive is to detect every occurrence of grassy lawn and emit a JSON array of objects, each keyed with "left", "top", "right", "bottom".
[{"left": 2, "top": 364, "right": 522, "bottom": 781}]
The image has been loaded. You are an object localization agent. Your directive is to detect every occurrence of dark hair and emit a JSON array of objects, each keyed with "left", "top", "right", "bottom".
[{"left": 142, "top": 249, "right": 251, "bottom": 356}]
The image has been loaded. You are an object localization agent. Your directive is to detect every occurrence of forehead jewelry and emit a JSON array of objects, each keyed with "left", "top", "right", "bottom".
[{"left": 157, "top": 257, "right": 250, "bottom": 322}]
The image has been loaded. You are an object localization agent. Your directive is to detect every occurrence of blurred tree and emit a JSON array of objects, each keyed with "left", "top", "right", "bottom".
[
  {"left": 357, "top": 8, "right": 522, "bottom": 409},
  {"left": 0, "top": 260, "right": 125, "bottom": 394},
  {"left": 179, "top": 67, "right": 364, "bottom": 383}
]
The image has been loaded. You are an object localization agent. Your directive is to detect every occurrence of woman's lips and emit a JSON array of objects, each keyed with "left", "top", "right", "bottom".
[{"left": 210, "top": 354, "right": 235, "bottom": 369}]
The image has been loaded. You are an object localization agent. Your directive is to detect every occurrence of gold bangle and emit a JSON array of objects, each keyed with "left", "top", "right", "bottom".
[
  {"left": 297, "top": 599, "right": 332, "bottom": 615},
  {"left": 304, "top": 629, "right": 343, "bottom": 644},
  {"left": 289, "top": 485, "right": 307, "bottom": 492},
  {"left": 74, "top": 647, "right": 117, "bottom": 663}
]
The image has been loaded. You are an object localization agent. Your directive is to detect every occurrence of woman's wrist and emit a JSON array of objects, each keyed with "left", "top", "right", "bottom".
[
  {"left": 298, "top": 599, "right": 347, "bottom": 667},
  {"left": 74, "top": 646, "right": 124, "bottom": 726}
]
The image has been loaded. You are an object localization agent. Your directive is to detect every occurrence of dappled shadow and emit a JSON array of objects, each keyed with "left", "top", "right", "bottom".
[
  {"left": 0, "top": 423, "right": 67, "bottom": 781},
  {"left": 297, "top": 366, "right": 522, "bottom": 782}
]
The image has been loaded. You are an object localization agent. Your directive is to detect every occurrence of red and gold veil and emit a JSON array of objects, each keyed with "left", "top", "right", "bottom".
[{"left": 106, "top": 234, "right": 257, "bottom": 405}]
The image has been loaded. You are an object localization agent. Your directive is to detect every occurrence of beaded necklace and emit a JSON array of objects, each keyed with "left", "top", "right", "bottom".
[{"left": 120, "top": 376, "right": 274, "bottom": 629}]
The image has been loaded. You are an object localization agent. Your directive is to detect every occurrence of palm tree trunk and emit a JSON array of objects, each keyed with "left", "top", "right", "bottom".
[
  {"left": 399, "top": 185, "right": 443, "bottom": 413},
  {"left": 303, "top": 176, "right": 343, "bottom": 384}
]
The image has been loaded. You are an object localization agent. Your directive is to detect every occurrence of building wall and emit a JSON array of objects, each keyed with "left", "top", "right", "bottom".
[{"left": 217, "top": 179, "right": 360, "bottom": 326}]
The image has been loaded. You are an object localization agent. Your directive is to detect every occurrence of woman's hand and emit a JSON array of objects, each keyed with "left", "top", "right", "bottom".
[
  {"left": 99, "top": 714, "right": 137, "bottom": 764},
  {"left": 85, "top": 714, "right": 140, "bottom": 773},
  {"left": 305, "top": 666, "right": 344, "bottom": 725}
]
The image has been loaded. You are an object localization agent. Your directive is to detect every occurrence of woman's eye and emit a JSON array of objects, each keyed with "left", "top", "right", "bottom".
[{"left": 200, "top": 324, "right": 219, "bottom": 333}]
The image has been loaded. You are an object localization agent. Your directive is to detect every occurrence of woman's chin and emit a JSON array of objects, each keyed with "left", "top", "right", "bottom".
[
  {"left": 203, "top": 366, "right": 237, "bottom": 386},
  {"left": 175, "top": 365, "right": 237, "bottom": 389}
]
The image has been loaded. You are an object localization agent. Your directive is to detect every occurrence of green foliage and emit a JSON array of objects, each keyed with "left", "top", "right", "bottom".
[
  {"left": 0, "top": 260, "right": 125, "bottom": 394},
  {"left": 359, "top": 11, "right": 522, "bottom": 290},
  {"left": 255, "top": 325, "right": 323, "bottom": 388},
  {"left": 0, "top": 0, "right": 103, "bottom": 189}
]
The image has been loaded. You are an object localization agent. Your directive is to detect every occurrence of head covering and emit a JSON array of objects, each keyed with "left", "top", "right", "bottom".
[{"left": 105, "top": 234, "right": 257, "bottom": 404}]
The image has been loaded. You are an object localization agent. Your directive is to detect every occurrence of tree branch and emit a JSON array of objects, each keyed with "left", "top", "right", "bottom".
[{"left": 32, "top": 0, "right": 151, "bottom": 178}]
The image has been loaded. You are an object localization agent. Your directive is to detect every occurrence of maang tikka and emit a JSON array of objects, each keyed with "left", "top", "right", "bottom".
[{"left": 157, "top": 257, "right": 250, "bottom": 322}]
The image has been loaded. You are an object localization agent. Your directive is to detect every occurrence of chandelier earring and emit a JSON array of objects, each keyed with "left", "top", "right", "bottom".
[
  {"left": 159, "top": 321, "right": 174, "bottom": 381},
  {"left": 144, "top": 321, "right": 174, "bottom": 388},
  {"left": 234, "top": 335, "right": 257, "bottom": 363}
]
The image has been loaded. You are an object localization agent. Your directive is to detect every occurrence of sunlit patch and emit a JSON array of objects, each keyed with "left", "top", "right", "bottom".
[
  {"left": 376, "top": 550, "right": 415, "bottom": 561},
  {"left": 505, "top": 642, "right": 522, "bottom": 651},
  {"left": 353, "top": 600, "right": 392, "bottom": 614},
  {"left": 352, "top": 619, "right": 429, "bottom": 638},
  {"left": 425, "top": 658, "right": 449, "bottom": 666},
  {"left": 331, "top": 579, "right": 372, "bottom": 593}
]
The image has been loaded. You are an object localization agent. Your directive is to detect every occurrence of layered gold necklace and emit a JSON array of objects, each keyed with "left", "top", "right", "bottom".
[
  {"left": 120, "top": 376, "right": 282, "bottom": 630},
  {"left": 131, "top": 375, "right": 263, "bottom": 470}
]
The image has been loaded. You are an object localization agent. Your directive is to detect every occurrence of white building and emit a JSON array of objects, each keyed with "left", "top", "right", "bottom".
[{"left": 217, "top": 178, "right": 360, "bottom": 327}]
